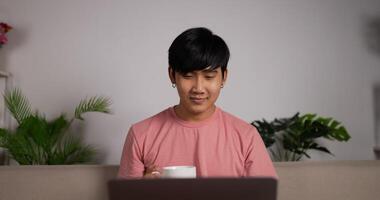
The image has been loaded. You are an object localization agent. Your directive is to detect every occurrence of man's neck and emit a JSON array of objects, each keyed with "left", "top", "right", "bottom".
[{"left": 174, "top": 105, "right": 216, "bottom": 122}]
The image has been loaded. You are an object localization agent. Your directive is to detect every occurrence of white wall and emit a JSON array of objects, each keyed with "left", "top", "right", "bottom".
[{"left": 1, "top": 0, "right": 380, "bottom": 164}]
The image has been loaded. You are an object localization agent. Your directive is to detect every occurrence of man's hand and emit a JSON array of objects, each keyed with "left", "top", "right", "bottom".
[{"left": 143, "top": 165, "right": 161, "bottom": 178}]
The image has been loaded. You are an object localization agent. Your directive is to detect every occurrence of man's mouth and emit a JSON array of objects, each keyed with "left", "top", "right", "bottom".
[{"left": 189, "top": 97, "right": 207, "bottom": 104}]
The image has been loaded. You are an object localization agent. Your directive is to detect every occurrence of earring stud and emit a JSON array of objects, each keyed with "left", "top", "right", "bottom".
[{"left": 172, "top": 83, "right": 176, "bottom": 88}]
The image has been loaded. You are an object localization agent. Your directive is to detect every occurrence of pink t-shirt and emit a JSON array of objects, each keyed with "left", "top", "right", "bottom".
[{"left": 118, "top": 106, "right": 277, "bottom": 178}]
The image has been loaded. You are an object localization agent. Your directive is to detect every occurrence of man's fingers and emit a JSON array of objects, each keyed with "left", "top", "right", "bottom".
[
  {"left": 144, "top": 165, "right": 162, "bottom": 178},
  {"left": 151, "top": 171, "right": 160, "bottom": 175}
]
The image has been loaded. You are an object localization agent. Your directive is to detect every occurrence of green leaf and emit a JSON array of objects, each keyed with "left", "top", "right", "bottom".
[
  {"left": 74, "top": 96, "right": 111, "bottom": 120},
  {"left": 333, "top": 126, "right": 351, "bottom": 141},
  {"left": 317, "top": 117, "right": 332, "bottom": 126},
  {"left": 4, "top": 88, "right": 32, "bottom": 124},
  {"left": 7, "top": 131, "right": 41, "bottom": 165},
  {"left": 18, "top": 115, "right": 50, "bottom": 151},
  {"left": 52, "top": 135, "right": 96, "bottom": 164},
  {"left": 0, "top": 128, "right": 10, "bottom": 147},
  {"left": 329, "top": 120, "right": 340, "bottom": 130},
  {"left": 47, "top": 115, "right": 70, "bottom": 146}
]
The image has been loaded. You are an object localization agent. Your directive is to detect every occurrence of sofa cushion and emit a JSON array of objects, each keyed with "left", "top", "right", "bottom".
[
  {"left": 276, "top": 160, "right": 380, "bottom": 200},
  {"left": 0, "top": 160, "right": 379, "bottom": 200},
  {"left": 0, "top": 165, "right": 118, "bottom": 200}
]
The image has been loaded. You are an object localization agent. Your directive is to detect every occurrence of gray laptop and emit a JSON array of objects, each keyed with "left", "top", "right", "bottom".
[{"left": 108, "top": 177, "right": 277, "bottom": 200}]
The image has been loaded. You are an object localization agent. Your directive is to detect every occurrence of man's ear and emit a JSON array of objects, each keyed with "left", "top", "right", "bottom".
[
  {"left": 222, "top": 69, "right": 228, "bottom": 85},
  {"left": 168, "top": 66, "right": 175, "bottom": 84}
]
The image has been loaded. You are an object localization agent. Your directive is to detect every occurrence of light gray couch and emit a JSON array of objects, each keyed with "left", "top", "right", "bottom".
[{"left": 0, "top": 160, "right": 379, "bottom": 200}]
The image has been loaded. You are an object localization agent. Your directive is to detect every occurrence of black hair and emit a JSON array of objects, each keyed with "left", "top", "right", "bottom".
[{"left": 168, "top": 27, "right": 230, "bottom": 77}]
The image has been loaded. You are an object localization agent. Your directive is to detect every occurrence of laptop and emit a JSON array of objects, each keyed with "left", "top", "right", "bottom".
[{"left": 108, "top": 177, "right": 277, "bottom": 200}]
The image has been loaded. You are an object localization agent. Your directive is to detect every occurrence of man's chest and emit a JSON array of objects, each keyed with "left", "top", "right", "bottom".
[{"left": 141, "top": 133, "right": 246, "bottom": 176}]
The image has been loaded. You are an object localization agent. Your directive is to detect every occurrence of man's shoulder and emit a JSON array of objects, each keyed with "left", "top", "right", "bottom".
[
  {"left": 219, "top": 108, "right": 258, "bottom": 136},
  {"left": 131, "top": 107, "right": 172, "bottom": 135},
  {"left": 220, "top": 109, "right": 252, "bottom": 128}
]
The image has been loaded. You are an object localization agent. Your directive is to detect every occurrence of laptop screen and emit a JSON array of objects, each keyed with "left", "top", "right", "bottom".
[{"left": 108, "top": 177, "right": 277, "bottom": 200}]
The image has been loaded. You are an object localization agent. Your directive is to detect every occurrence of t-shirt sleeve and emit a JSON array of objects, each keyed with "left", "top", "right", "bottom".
[
  {"left": 244, "top": 127, "right": 278, "bottom": 178},
  {"left": 117, "top": 127, "right": 145, "bottom": 178}
]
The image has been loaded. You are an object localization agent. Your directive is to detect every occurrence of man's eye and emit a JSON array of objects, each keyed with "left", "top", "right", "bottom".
[
  {"left": 205, "top": 76, "right": 215, "bottom": 79},
  {"left": 183, "top": 74, "right": 193, "bottom": 78}
]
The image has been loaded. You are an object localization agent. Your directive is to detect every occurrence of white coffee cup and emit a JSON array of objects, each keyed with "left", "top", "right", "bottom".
[{"left": 161, "top": 166, "right": 196, "bottom": 178}]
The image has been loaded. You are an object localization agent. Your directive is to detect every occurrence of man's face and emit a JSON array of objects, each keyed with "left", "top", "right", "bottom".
[{"left": 169, "top": 67, "right": 227, "bottom": 117}]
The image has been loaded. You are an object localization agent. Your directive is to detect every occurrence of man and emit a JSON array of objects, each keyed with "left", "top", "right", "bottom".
[{"left": 118, "top": 27, "right": 277, "bottom": 178}]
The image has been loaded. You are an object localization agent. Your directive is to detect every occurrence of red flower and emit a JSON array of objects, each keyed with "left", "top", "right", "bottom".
[
  {"left": 0, "top": 22, "right": 12, "bottom": 34},
  {"left": 0, "top": 22, "right": 12, "bottom": 47},
  {"left": 0, "top": 34, "right": 8, "bottom": 44}
]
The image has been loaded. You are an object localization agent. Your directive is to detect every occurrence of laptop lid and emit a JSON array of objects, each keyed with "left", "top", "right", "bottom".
[{"left": 108, "top": 177, "right": 277, "bottom": 200}]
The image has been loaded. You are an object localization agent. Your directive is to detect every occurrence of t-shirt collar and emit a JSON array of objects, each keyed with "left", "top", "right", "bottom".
[{"left": 169, "top": 106, "right": 220, "bottom": 128}]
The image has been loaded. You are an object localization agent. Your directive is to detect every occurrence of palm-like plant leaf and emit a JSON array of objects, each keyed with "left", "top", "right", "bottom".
[
  {"left": 0, "top": 88, "right": 111, "bottom": 165},
  {"left": 47, "top": 115, "right": 70, "bottom": 147},
  {"left": 18, "top": 115, "right": 50, "bottom": 152},
  {"left": 0, "top": 128, "right": 9, "bottom": 147},
  {"left": 50, "top": 135, "right": 96, "bottom": 164},
  {"left": 6, "top": 130, "right": 42, "bottom": 165},
  {"left": 4, "top": 88, "right": 32, "bottom": 124},
  {"left": 75, "top": 96, "right": 111, "bottom": 120}
]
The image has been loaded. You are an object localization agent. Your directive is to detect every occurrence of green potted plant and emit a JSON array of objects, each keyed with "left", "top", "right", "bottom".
[
  {"left": 0, "top": 88, "right": 111, "bottom": 165},
  {"left": 251, "top": 113, "right": 351, "bottom": 161}
]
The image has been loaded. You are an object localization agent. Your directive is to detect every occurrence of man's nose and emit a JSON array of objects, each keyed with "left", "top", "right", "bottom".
[{"left": 192, "top": 77, "right": 205, "bottom": 93}]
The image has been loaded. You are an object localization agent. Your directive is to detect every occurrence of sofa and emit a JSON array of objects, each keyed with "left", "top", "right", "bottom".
[{"left": 0, "top": 160, "right": 379, "bottom": 200}]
